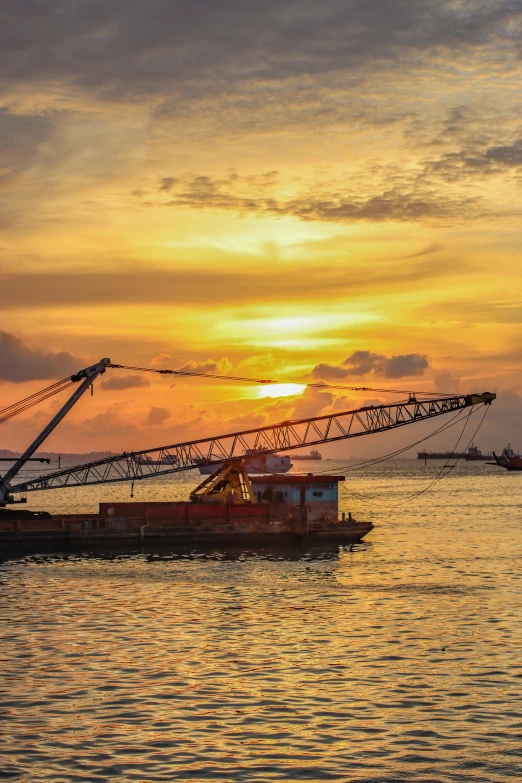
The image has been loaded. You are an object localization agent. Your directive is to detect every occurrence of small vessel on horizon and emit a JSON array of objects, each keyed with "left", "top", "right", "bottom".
[
  {"left": 418, "top": 443, "right": 492, "bottom": 462},
  {"left": 134, "top": 454, "right": 177, "bottom": 466},
  {"left": 285, "top": 449, "right": 322, "bottom": 461},
  {"left": 491, "top": 444, "right": 522, "bottom": 471},
  {"left": 464, "top": 444, "right": 493, "bottom": 461}
]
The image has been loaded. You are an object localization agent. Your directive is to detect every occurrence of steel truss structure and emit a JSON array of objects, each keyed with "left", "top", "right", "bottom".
[{"left": 9, "top": 392, "right": 495, "bottom": 496}]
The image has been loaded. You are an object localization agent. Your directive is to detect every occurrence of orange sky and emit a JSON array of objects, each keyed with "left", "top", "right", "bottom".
[{"left": 1, "top": 1, "right": 522, "bottom": 455}]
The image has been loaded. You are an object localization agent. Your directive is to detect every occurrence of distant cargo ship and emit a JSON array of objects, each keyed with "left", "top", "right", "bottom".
[
  {"left": 286, "top": 449, "right": 322, "bottom": 461},
  {"left": 134, "top": 454, "right": 177, "bottom": 466},
  {"left": 418, "top": 444, "right": 491, "bottom": 461}
]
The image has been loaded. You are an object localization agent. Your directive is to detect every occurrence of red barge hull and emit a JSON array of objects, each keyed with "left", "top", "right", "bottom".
[{"left": 0, "top": 501, "right": 373, "bottom": 548}]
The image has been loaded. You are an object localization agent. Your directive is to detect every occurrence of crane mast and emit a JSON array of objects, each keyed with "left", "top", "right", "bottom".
[
  {"left": 0, "top": 359, "right": 110, "bottom": 505},
  {"left": 3, "top": 382, "right": 495, "bottom": 500}
]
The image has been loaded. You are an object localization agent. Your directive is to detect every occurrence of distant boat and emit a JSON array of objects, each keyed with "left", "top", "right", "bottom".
[
  {"left": 195, "top": 449, "right": 292, "bottom": 475},
  {"left": 491, "top": 444, "right": 522, "bottom": 471},
  {"left": 286, "top": 449, "right": 322, "bottom": 461},
  {"left": 464, "top": 444, "right": 493, "bottom": 461},
  {"left": 134, "top": 454, "right": 177, "bottom": 466},
  {"left": 418, "top": 444, "right": 491, "bottom": 461}
]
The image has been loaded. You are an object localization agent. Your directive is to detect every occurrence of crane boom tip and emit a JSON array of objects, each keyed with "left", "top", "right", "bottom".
[{"left": 467, "top": 392, "right": 496, "bottom": 405}]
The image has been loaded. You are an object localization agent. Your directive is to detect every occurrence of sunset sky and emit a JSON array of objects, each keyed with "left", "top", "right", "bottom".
[{"left": 1, "top": 0, "right": 522, "bottom": 455}]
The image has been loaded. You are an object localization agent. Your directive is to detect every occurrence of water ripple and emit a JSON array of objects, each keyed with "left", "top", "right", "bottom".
[{"left": 2, "top": 462, "right": 522, "bottom": 781}]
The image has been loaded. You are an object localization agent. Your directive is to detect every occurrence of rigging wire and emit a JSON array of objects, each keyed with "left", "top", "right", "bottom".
[
  {"left": 0, "top": 378, "right": 76, "bottom": 424},
  {"left": 337, "top": 404, "right": 490, "bottom": 506},
  {"left": 0, "top": 359, "right": 474, "bottom": 427},
  {"left": 308, "top": 406, "right": 472, "bottom": 476},
  {"left": 109, "top": 363, "right": 457, "bottom": 398}
]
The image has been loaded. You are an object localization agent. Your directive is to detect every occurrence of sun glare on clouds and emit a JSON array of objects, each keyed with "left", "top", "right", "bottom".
[{"left": 258, "top": 383, "right": 306, "bottom": 399}]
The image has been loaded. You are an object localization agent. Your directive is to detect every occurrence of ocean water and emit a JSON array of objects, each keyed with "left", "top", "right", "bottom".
[{"left": 1, "top": 459, "right": 522, "bottom": 782}]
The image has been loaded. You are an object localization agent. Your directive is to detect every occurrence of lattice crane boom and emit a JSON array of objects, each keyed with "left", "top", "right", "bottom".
[{"left": 6, "top": 391, "right": 495, "bottom": 499}]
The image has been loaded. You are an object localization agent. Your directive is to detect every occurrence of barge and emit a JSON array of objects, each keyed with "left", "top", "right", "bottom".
[
  {"left": 0, "top": 501, "right": 372, "bottom": 549},
  {"left": 0, "top": 472, "right": 372, "bottom": 549}
]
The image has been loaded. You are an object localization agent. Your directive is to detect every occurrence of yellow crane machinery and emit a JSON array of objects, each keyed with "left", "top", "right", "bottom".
[{"left": 189, "top": 459, "right": 254, "bottom": 505}]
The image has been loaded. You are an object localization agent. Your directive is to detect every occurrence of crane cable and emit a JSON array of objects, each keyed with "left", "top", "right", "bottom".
[
  {"left": 246, "top": 406, "right": 473, "bottom": 476},
  {"left": 309, "top": 406, "right": 473, "bottom": 476},
  {"left": 1, "top": 363, "right": 463, "bottom": 425},
  {"left": 0, "top": 377, "right": 76, "bottom": 424},
  {"left": 337, "top": 404, "right": 490, "bottom": 506},
  {"left": 109, "top": 363, "right": 457, "bottom": 398}
]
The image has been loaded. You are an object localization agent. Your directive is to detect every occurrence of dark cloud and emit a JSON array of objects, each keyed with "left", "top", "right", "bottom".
[
  {"left": 310, "top": 363, "right": 348, "bottom": 380},
  {"left": 383, "top": 354, "right": 429, "bottom": 379},
  {"left": 423, "top": 137, "right": 522, "bottom": 181},
  {"left": 0, "top": 332, "right": 85, "bottom": 383},
  {"left": 343, "top": 350, "right": 429, "bottom": 378},
  {"left": 311, "top": 350, "right": 429, "bottom": 380},
  {"left": 100, "top": 374, "right": 150, "bottom": 390},
  {"left": 0, "top": 331, "right": 83, "bottom": 382},
  {"left": 1, "top": 3, "right": 520, "bottom": 232},
  {"left": 157, "top": 173, "right": 478, "bottom": 223},
  {"left": 2, "top": 1, "right": 520, "bottom": 99},
  {"left": 159, "top": 177, "right": 179, "bottom": 191},
  {"left": 342, "top": 351, "right": 385, "bottom": 376},
  {"left": 144, "top": 406, "right": 171, "bottom": 426}
]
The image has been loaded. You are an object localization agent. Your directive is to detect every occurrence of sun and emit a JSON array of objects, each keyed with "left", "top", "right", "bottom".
[{"left": 258, "top": 383, "right": 306, "bottom": 399}]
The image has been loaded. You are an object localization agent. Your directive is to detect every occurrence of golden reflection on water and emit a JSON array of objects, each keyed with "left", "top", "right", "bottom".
[{"left": 1, "top": 460, "right": 522, "bottom": 781}]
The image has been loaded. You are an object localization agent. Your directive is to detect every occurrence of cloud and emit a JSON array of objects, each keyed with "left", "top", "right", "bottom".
[
  {"left": 342, "top": 351, "right": 385, "bottom": 376},
  {"left": 382, "top": 354, "right": 429, "bottom": 379},
  {"left": 155, "top": 172, "right": 478, "bottom": 224},
  {"left": 2, "top": 1, "right": 520, "bottom": 101},
  {"left": 291, "top": 386, "right": 334, "bottom": 419},
  {"left": 176, "top": 358, "right": 233, "bottom": 375},
  {"left": 144, "top": 406, "right": 171, "bottom": 426},
  {"left": 100, "top": 374, "right": 150, "bottom": 390},
  {"left": 342, "top": 350, "right": 429, "bottom": 378},
  {"left": 310, "top": 363, "right": 349, "bottom": 380},
  {"left": 234, "top": 355, "right": 276, "bottom": 376},
  {"left": 311, "top": 350, "right": 429, "bottom": 380},
  {"left": 223, "top": 411, "right": 267, "bottom": 430},
  {"left": 150, "top": 353, "right": 175, "bottom": 366},
  {"left": 0, "top": 331, "right": 83, "bottom": 382},
  {"left": 1, "top": 1, "right": 521, "bottom": 234},
  {"left": 422, "top": 137, "right": 522, "bottom": 182},
  {"left": 159, "top": 177, "right": 179, "bottom": 191},
  {"left": 432, "top": 371, "right": 460, "bottom": 393},
  {"left": 80, "top": 403, "right": 139, "bottom": 437}
]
